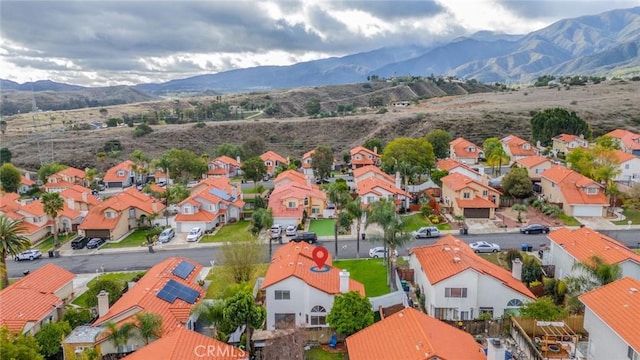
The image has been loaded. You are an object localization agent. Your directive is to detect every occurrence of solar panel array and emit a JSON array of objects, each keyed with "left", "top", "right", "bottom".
[
  {"left": 156, "top": 279, "right": 200, "bottom": 304},
  {"left": 172, "top": 260, "right": 196, "bottom": 280}
]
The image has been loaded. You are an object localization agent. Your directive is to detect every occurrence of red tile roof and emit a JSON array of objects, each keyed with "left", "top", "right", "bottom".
[
  {"left": 411, "top": 235, "right": 535, "bottom": 298},
  {"left": 0, "top": 192, "right": 21, "bottom": 213},
  {"left": 273, "top": 169, "right": 307, "bottom": 186},
  {"left": 268, "top": 182, "right": 325, "bottom": 218},
  {"left": 58, "top": 167, "right": 86, "bottom": 179},
  {"left": 175, "top": 211, "right": 217, "bottom": 222},
  {"left": 579, "top": 277, "right": 640, "bottom": 353},
  {"left": 80, "top": 188, "right": 164, "bottom": 230},
  {"left": 436, "top": 158, "right": 480, "bottom": 175},
  {"left": 60, "top": 185, "right": 101, "bottom": 206},
  {"left": 19, "top": 199, "right": 46, "bottom": 217},
  {"left": 548, "top": 227, "right": 640, "bottom": 265},
  {"left": 541, "top": 165, "right": 608, "bottom": 205},
  {"left": 259, "top": 151, "right": 288, "bottom": 165},
  {"left": 350, "top": 146, "right": 378, "bottom": 157},
  {"left": 450, "top": 137, "right": 480, "bottom": 159},
  {"left": 213, "top": 155, "right": 241, "bottom": 167},
  {"left": 514, "top": 155, "right": 551, "bottom": 168},
  {"left": 606, "top": 129, "right": 640, "bottom": 151},
  {"left": 20, "top": 176, "right": 34, "bottom": 186},
  {"left": 346, "top": 307, "right": 486, "bottom": 360},
  {"left": 441, "top": 172, "right": 499, "bottom": 193},
  {"left": 261, "top": 242, "right": 364, "bottom": 296},
  {"left": 103, "top": 160, "right": 134, "bottom": 183},
  {"left": 121, "top": 326, "right": 247, "bottom": 360},
  {"left": 353, "top": 165, "right": 396, "bottom": 184},
  {"left": 356, "top": 177, "right": 410, "bottom": 198},
  {"left": 614, "top": 149, "right": 637, "bottom": 163},
  {"left": 501, "top": 134, "right": 536, "bottom": 157},
  {"left": 93, "top": 257, "right": 204, "bottom": 336},
  {"left": 456, "top": 197, "right": 498, "bottom": 209}
]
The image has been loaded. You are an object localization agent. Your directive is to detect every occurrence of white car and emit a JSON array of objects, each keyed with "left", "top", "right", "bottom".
[
  {"left": 285, "top": 225, "right": 297, "bottom": 236},
  {"left": 413, "top": 226, "right": 441, "bottom": 239},
  {"left": 15, "top": 249, "right": 43, "bottom": 261},
  {"left": 186, "top": 227, "right": 204, "bottom": 242},
  {"left": 368, "top": 246, "right": 398, "bottom": 258},
  {"left": 469, "top": 241, "right": 501, "bottom": 253},
  {"left": 270, "top": 225, "right": 283, "bottom": 239}
]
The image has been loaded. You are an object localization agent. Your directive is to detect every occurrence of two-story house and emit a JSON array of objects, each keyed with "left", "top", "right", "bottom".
[
  {"left": 272, "top": 169, "right": 308, "bottom": 187},
  {"left": 63, "top": 257, "right": 205, "bottom": 359},
  {"left": 409, "top": 235, "right": 535, "bottom": 320},
  {"left": 436, "top": 159, "right": 483, "bottom": 182},
  {"left": 18, "top": 175, "right": 35, "bottom": 194},
  {"left": 0, "top": 193, "right": 51, "bottom": 243},
  {"left": 613, "top": 149, "right": 640, "bottom": 184},
  {"left": 301, "top": 149, "right": 316, "bottom": 177},
  {"left": 268, "top": 178, "right": 326, "bottom": 226},
  {"left": 540, "top": 165, "right": 608, "bottom": 217},
  {"left": 511, "top": 155, "right": 553, "bottom": 182},
  {"left": 260, "top": 151, "right": 288, "bottom": 177},
  {"left": 356, "top": 175, "right": 411, "bottom": 209},
  {"left": 0, "top": 264, "right": 75, "bottom": 335},
  {"left": 44, "top": 167, "right": 86, "bottom": 193},
  {"left": 449, "top": 137, "right": 482, "bottom": 165},
  {"left": 349, "top": 146, "right": 380, "bottom": 170},
  {"left": 175, "top": 177, "right": 244, "bottom": 233},
  {"left": 78, "top": 187, "right": 164, "bottom": 240},
  {"left": 544, "top": 226, "right": 640, "bottom": 280},
  {"left": 551, "top": 134, "right": 589, "bottom": 155},
  {"left": 606, "top": 129, "right": 640, "bottom": 156},
  {"left": 501, "top": 135, "right": 537, "bottom": 164},
  {"left": 579, "top": 277, "right": 640, "bottom": 360},
  {"left": 103, "top": 160, "right": 137, "bottom": 188},
  {"left": 441, "top": 172, "right": 501, "bottom": 219},
  {"left": 206, "top": 155, "right": 242, "bottom": 178},
  {"left": 261, "top": 242, "right": 365, "bottom": 330},
  {"left": 59, "top": 184, "right": 101, "bottom": 212},
  {"left": 346, "top": 307, "right": 485, "bottom": 360}
]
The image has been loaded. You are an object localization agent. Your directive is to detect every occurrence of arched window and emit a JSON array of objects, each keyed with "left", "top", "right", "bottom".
[
  {"left": 507, "top": 299, "right": 523, "bottom": 307},
  {"left": 309, "top": 305, "right": 327, "bottom": 326},
  {"left": 311, "top": 305, "right": 326, "bottom": 313}
]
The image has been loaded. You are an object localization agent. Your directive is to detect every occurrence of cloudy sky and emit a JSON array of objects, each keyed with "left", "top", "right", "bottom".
[{"left": 1, "top": 0, "right": 638, "bottom": 86}]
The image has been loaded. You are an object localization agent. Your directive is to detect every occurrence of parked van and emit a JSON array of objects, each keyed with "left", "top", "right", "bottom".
[
  {"left": 71, "top": 236, "right": 89, "bottom": 249},
  {"left": 292, "top": 232, "right": 318, "bottom": 244},
  {"left": 413, "top": 226, "right": 441, "bottom": 239}
]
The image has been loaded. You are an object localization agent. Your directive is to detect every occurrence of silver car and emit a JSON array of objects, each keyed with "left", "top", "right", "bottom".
[
  {"left": 469, "top": 241, "right": 501, "bottom": 253},
  {"left": 158, "top": 228, "right": 175, "bottom": 243},
  {"left": 15, "top": 249, "right": 43, "bottom": 261}
]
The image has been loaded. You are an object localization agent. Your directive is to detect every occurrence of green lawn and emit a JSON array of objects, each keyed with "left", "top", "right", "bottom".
[
  {"left": 201, "top": 220, "right": 253, "bottom": 243},
  {"left": 308, "top": 219, "right": 335, "bottom": 236},
  {"left": 401, "top": 213, "right": 429, "bottom": 231},
  {"left": 205, "top": 264, "right": 268, "bottom": 299},
  {"left": 305, "top": 347, "right": 345, "bottom": 360},
  {"left": 558, "top": 214, "right": 581, "bottom": 226},
  {"left": 613, "top": 209, "right": 640, "bottom": 225},
  {"left": 333, "top": 259, "right": 390, "bottom": 297},
  {"left": 635, "top": 249, "right": 640, "bottom": 254},
  {"left": 72, "top": 271, "right": 146, "bottom": 307},
  {"left": 101, "top": 229, "right": 149, "bottom": 249},
  {"left": 35, "top": 233, "right": 77, "bottom": 251},
  {"left": 242, "top": 186, "right": 265, "bottom": 194}
]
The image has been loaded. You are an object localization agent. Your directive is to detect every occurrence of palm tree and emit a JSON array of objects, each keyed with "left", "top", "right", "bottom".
[
  {"left": 195, "top": 300, "right": 234, "bottom": 341},
  {"left": 487, "top": 147, "right": 510, "bottom": 176},
  {"left": 345, "top": 197, "right": 363, "bottom": 259},
  {"left": 511, "top": 204, "right": 527, "bottom": 223},
  {"left": 84, "top": 167, "right": 97, "bottom": 188},
  {"left": 0, "top": 215, "right": 31, "bottom": 288},
  {"left": 96, "top": 152, "right": 107, "bottom": 172},
  {"left": 325, "top": 181, "right": 351, "bottom": 259},
  {"left": 134, "top": 312, "right": 163, "bottom": 345},
  {"left": 567, "top": 255, "right": 622, "bottom": 294},
  {"left": 543, "top": 204, "right": 562, "bottom": 218},
  {"left": 42, "top": 192, "right": 64, "bottom": 248},
  {"left": 106, "top": 322, "right": 135, "bottom": 355}
]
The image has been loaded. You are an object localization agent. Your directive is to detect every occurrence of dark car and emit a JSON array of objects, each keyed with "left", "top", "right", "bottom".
[
  {"left": 520, "top": 224, "right": 550, "bottom": 234},
  {"left": 291, "top": 232, "right": 318, "bottom": 244},
  {"left": 86, "top": 238, "right": 106, "bottom": 249},
  {"left": 71, "top": 235, "right": 89, "bottom": 249}
]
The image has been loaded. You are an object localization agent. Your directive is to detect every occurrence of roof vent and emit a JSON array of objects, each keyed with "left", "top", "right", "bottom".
[
  {"left": 443, "top": 247, "right": 451, "bottom": 251},
  {"left": 630, "top": 287, "right": 638, "bottom": 293},
  {"left": 453, "top": 247, "right": 460, "bottom": 252},
  {"left": 289, "top": 262, "right": 294, "bottom": 266},
  {"left": 297, "top": 262, "right": 303, "bottom": 266},
  {"left": 415, "top": 341, "right": 423, "bottom": 350},
  {"left": 453, "top": 257, "right": 461, "bottom": 263},
  {"left": 295, "top": 246, "right": 300, "bottom": 251}
]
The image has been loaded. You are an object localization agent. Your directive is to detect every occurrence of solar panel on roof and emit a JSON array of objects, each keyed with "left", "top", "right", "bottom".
[
  {"left": 172, "top": 260, "right": 196, "bottom": 280},
  {"left": 209, "top": 188, "right": 234, "bottom": 202},
  {"left": 156, "top": 279, "right": 200, "bottom": 304}
]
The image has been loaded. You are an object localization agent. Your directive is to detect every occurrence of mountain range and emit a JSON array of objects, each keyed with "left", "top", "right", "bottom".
[{"left": 2, "top": 6, "right": 640, "bottom": 99}]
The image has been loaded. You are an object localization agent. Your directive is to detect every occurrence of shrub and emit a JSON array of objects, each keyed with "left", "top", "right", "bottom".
[
  {"left": 376, "top": 107, "right": 388, "bottom": 114},
  {"left": 505, "top": 249, "right": 523, "bottom": 270},
  {"left": 133, "top": 123, "right": 153, "bottom": 137}
]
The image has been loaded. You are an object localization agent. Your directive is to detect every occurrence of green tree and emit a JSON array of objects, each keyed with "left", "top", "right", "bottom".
[
  {"left": 42, "top": 192, "right": 64, "bottom": 248},
  {"left": 223, "top": 290, "right": 266, "bottom": 353},
  {"left": 345, "top": 197, "right": 363, "bottom": 259},
  {"left": 522, "top": 258, "right": 543, "bottom": 284},
  {"left": 0, "top": 216, "right": 31, "bottom": 288},
  {"left": 594, "top": 135, "right": 620, "bottom": 150},
  {"left": 362, "top": 138, "right": 384, "bottom": 153},
  {"left": 241, "top": 157, "right": 267, "bottom": 188},
  {"left": 62, "top": 308, "right": 95, "bottom": 328},
  {"left": 84, "top": 167, "right": 97, "bottom": 187},
  {"left": 150, "top": 184, "right": 189, "bottom": 226},
  {"left": 0, "top": 326, "right": 44, "bottom": 360},
  {"left": 530, "top": 108, "right": 592, "bottom": 147},
  {"left": 326, "top": 291, "right": 374, "bottom": 336},
  {"left": 96, "top": 152, "right": 107, "bottom": 172},
  {"left": 566, "top": 147, "right": 595, "bottom": 176},
  {"left": 219, "top": 237, "right": 264, "bottom": 283},
  {"left": 565, "top": 255, "right": 622, "bottom": 295},
  {"left": 251, "top": 208, "right": 274, "bottom": 256},
  {"left": 622, "top": 183, "right": 640, "bottom": 212},
  {"left": 511, "top": 204, "right": 528, "bottom": 223},
  {"left": 519, "top": 296, "right": 568, "bottom": 321},
  {"left": 214, "top": 143, "right": 244, "bottom": 160},
  {"left": 482, "top": 138, "right": 502, "bottom": 160},
  {"left": 311, "top": 145, "right": 334, "bottom": 181},
  {"left": 106, "top": 322, "right": 135, "bottom": 354},
  {"left": 425, "top": 129, "right": 452, "bottom": 160},
  {"left": 37, "top": 162, "right": 67, "bottom": 184},
  {"left": 242, "top": 137, "right": 266, "bottom": 159},
  {"left": 0, "top": 147, "right": 12, "bottom": 165},
  {"left": 133, "top": 123, "right": 153, "bottom": 137},
  {"left": 430, "top": 168, "right": 448, "bottom": 187},
  {"left": 134, "top": 312, "right": 163, "bottom": 345},
  {"left": 35, "top": 321, "right": 71, "bottom": 358},
  {"left": 324, "top": 180, "right": 351, "bottom": 259},
  {"left": 129, "top": 149, "right": 150, "bottom": 182},
  {"left": 159, "top": 148, "right": 208, "bottom": 184},
  {"left": 502, "top": 167, "right": 533, "bottom": 198},
  {"left": 85, "top": 278, "right": 123, "bottom": 308},
  {"left": 380, "top": 137, "right": 435, "bottom": 173},
  {"left": 195, "top": 300, "right": 235, "bottom": 341},
  {"left": 305, "top": 98, "right": 321, "bottom": 116},
  {"left": 0, "top": 163, "right": 21, "bottom": 193}
]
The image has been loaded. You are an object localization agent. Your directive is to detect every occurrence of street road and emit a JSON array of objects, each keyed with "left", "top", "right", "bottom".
[{"left": 7, "top": 230, "right": 640, "bottom": 278}]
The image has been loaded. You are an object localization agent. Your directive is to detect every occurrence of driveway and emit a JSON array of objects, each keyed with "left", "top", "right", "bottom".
[{"left": 574, "top": 217, "right": 618, "bottom": 230}]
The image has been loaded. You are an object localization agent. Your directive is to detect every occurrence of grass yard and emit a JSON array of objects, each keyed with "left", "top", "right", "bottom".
[
  {"left": 201, "top": 220, "right": 253, "bottom": 243},
  {"left": 308, "top": 219, "right": 335, "bottom": 236},
  {"left": 205, "top": 264, "right": 268, "bottom": 299},
  {"left": 242, "top": 186, "right": 265, "bottom": 194},
  {"left": 35, "top": 233, "right": 77, "bottom": 251},
  {"left": 101, "top": 229, "right": 148, "bottom": 249},
  {"left": 558, "top": 214, "right": 581, "bottom": 226},
  {"left": 635, "top": 249, "right": 640, "bottom": 254},
  {"left": 613, "top": 209, "right": 640, "bottom": 225},
  {"left": 305, "top": 347, "right": 345, "bottom": 360},
  {"left": 72, "top": 271, "right": 146, "bottom": 307},
  {"left": 333, "top": 259, "right": 390, "bottom": 297},
  {"left": 401, "top": 213, "right": 429, "bottom": 231}
]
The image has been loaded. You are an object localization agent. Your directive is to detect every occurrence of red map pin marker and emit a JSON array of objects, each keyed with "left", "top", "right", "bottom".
[{"left": 312, "top": 246, "right": 328, "bottom": 268}]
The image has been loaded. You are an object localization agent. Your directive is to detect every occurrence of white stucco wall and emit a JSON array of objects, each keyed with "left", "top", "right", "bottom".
[
  {"left": 584, "top": 308, "right": 631, "bottom": 360},
  {"left": 620, "top": 260, "right": 640, "bottom": 280},
  {"left": 449, "top": 167, "right": 482, "bottom": 181},
  {"left": 548, "top": 242, "right": 577, "bottom": 280}
]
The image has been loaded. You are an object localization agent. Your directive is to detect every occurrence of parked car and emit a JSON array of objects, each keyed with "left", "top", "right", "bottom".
[
  {"left": 71, "top": 235, "right": 89, "bottom": 249},
  {"left": 413, "top": 226, "right": 441, "bottom": 239},
  {"left": 186, "top": 227, "right": 204, "bottom": 242},
  {"left": 469, "top": 241, "right": 501, "bottom": 253},
  {"left": 285, "top": 225, "right": 297, "bottom": 236},
  {"left": 86, "top": 238, "right": 106, "bottom": 249},
  {"left": 520, "top": 223, "right": 550, "bottom": 234},
  {"left": 291, "top": 232, "right": 318, "bottom": 244},
  {"left": 158, "top": 228, "right": 175, "bottom": 243},
  {"left": 270, "top": 225, "right": 283, "bottom": 240},
  {"left": 368, "top": 247, "right": 398, "bottom": 258},
  {"left": 157, "top": 181, "right": 166, "bottom": 187},
  {"left": 15, "top": 249, "right": 42, "bottom": 261}
]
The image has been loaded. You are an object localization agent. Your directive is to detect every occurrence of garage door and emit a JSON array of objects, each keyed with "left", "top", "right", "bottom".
[
  {"left": 573, "top": 206, "right": 602, "bottom": 217},
  {"left": 463, "top": 208, "right": 490, "bottom": 218},
  {"left": 84, "top": 229, "right": 111, "bottom": 239}
]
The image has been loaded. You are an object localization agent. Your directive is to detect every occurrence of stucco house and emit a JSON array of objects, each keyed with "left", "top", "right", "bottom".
[
  {"left": 579, "top": 277, "right": 640, "bottom": 360},
  {"left": 613, "top": 149, "right": 640, "bottom": 184},
  {"left": 356, "top": 175, "right": 411, "bottom": 209},
  {"left": 18, "top": 175, "right": 35, "bottom": 194},
  {"left": 511, "top": 155, "right": 553, "bottom": 182},
  {"left": 268, "top": 176, "right": 326, "bottom": 226},
  {"left": 260, "top": 151, "right": 288, "bottom": 176},
  {"left": 436, "top": 158, "right": 483, "bottom": 182},
  {"left": 272, "top": 169, "right": 308, "bottom": 187},
  {"left": 606, "top": 129, "right": 640, "bottom": 156},
  {"left": 539, "top": 165, "right": 608, "bottom": 217},
  {"left": 206, "top": 155, "right": 242, "bottom": 178},
  {"left": 300, "top": 149, "right": 316, "bottom": 177},
  {"left": 440, "top": 172, "right": 501, "bottom": 219},
  {"left": 45, "top": 167, "right": 86, "bottom": 193},
  {"left": 103, "top": 160, "right": 137, "bottom": 188},
  {"left": 0, "top": 193, "right": 50, "bottom": 243},
  {"left": 551, "top": 133, "right": 589, "bottom": 155},
  {"left": 544, "top": 226, "right": 640, "bottom": 280},
  {"left": 409, "top": 235, "right": 535, "bottom": 320},
  {"left": 260, "top": 242, "right": 364, "bottom": 330},
  {"left": 501, "top": 134, "right": 537, "bottom": 164},
  {"left": 349, "top": 146, "right": 380, "bottom": 170},
  {"left": 449, "top": 137, "right": 482, "bottom": 165}
]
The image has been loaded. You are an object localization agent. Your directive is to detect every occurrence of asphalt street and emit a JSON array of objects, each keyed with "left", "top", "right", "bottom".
[{"left": 7, "top": 229, "right": 640, "bottom": 278}]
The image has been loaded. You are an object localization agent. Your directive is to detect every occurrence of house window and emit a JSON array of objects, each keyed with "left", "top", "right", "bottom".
[
  {"left": 461, "top": 311, "right": 469, "bottom": 320},
  {"left": 482, "top": 190, "right": 488, "bottom": 197},
  {"left": 479, "top": 307, "right": 494, "bottom": 318},
  {"left": 585, "top": 187, "right": 598, "bottom": 195},
  {"left": 523, "top": 144, "right": 530, "bottom": 150},
  {"left": 535, "top": 168, "right": 542, "bottom": 174},
  {"left": 625, "top": 164, "right": 630, "bottom": 169},
  {"left": 117, "top": 170, "right": 125, "bottom": 177},
  {"left": 209, "top": 204, "right": 216, "bottom": 212},
  {"left": 507, "top": 299, "right": 523, "bottom": 307},
  {"left": 309, "top": 305, "right": 327, "bottom": 326},
  {"left": 628, "top": 346, "right": 639, "bottom": 360},
  {"left": 183, "top": 206, "right": 192, "bottom": 214},
  {"left": 105, "top": 211, "right": 116, "bottom": 218},
  {"left": 468, "top": 147, "right": 475, "bottom": 152},
  {"left": 445, "top": 288, "right": 467, "bottom": 298},
  {"left": 551, "top": 183, "right": 555, "bottom": 188},
  {"left": 274, "top": 313, "right": 295, "bottom": 329},
  {"left": 367, "top": 196, "right": 374, "bottom": 203},
  {"left": 274, "top": 290, "right": 290, "bottom": 300},
  {"left": 433, "top": 308, "right": 447, "bottom": 320},
  {"left": 311, "top": 207, "right": 320, "bottom": 214},
  {"left": 287, "top": 201, "right": 296, "bottom": 208},
  {"left": 462, "top": 192, "right": 471, "bottom": 199},
  {"left": 265, "top": 161, "right": 272, "bottom": 166}
]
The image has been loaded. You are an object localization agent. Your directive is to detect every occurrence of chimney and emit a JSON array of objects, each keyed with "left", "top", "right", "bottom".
[
  {"left": 339, "top": 270, "right": 350, "bottom": 293},
  {"left": 236, "top": 155, "right": 241, "bottom": 164},
  {"left": 395, "top": 171, "right": 401, "bottom": 189},
  {"left": 373, "top": 146, "right": 378, "bottom": 154},
  {"left": 512, "top": 259, "right": 523, "bottom": 281},
  {"left": 151, "top": 200, "right": 158, "bottom": 213},
  {"left": 477, "top": 166, "right": 485, "bottom": 175},
  {"left": 81, "top": 191, "right": 88, "bottom": 203},
  {"left": 481, "top": 174, "right": 489, "bottom": 185},
  {"left": 487, "top": 338, "right": 506, "bottom": 360},
  {"left": 97, "top": 290, "right": 110, "bottom": 318}
]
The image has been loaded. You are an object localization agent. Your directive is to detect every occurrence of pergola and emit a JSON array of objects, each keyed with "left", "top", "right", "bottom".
[{"left": 533, "top": 321, "right": 580, "bottom": 358}]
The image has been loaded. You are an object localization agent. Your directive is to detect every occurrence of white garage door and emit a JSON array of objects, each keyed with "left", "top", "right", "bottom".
[
  {"left": 179, "top": 222, "right": 205, "bottom": 233},
  {"left": 572, "top": 206, "right": 602, "bottom": 217}
]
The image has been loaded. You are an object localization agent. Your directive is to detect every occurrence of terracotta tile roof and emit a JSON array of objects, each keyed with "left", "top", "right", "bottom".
[
  {"left": 548, "top": 227, "right": 640, "bottom": 265},
  {"left": 350, "top": 146, "right": 378, "bottom": 157},
  {"left": 606, "top": 129, "right": 640, "bottom": 151},
  {"left": 206, "top": 167, "right": 228, "bottom": 176},
  {"left": 302, "top": 149, "right": 315, "bottom": 160},
  {"left": 175, "top": 211, "right": 217, "bottom": 222},
  {"left": 60, "top": 185, "right": 101, "bottom": 206},
  {"left": 0, "top": 264, "right": 75, "bottom": 333},
  {"left": 80, "top": 188, "right": 164, "bottom": 231},
  {"left": 58, "top": 167, "right": 86, "bottom": 179},
  {"left": 353, "top": 165, "right": 396, "bottom": 184},
  {"left": 179, "top": 180, "right": 244, "bottom": 210},
  {"left": 514, "top": 155, "right": 551, "bottom": 168},
  {"left": 261, "top": 242, "right": 364, "bottom": 296},
  {"left": 614, "top": 149, "right": 637, "bottom": 163},
  {"left": 411, "top": 235, "right": 535, "bottom": 298},
  {"left": 44, "top": 176, "right": 75, "bottom": 190},
  {"left": 121, "top": 326, "right": 247, "bottom": 360},
  {"left": 502, "top": 134, "right": 537, "bottom": 157},
  {"left": 268, "top": 182, "right": 325, "bottom": 218},
  {"left": 20, "top": 176, "right": 34, "bottom": 186},
  {"left": 579, "top": 277, "right": 640, "bottom": 353},
  {"left": 346, "top": 307, "right": 486, "bottom": 360},
  {"left": 456, "top": 197, "right": 498, "bottom": 209},
  {"left": 350, "top": 157, "right": 375, "bottom": 166},
  {"left": 19, "top": 199, "right": 46, "bottom": 217},
  {"left": 450, "top": 137, "right": 480, "bottom": 159},
  {"left": 0, "top": 193, "right": 21, "bottom": 213},
  {"left": 553, "top": 133, "right": 580, "bottom": 143},
  {"left": 273, "top": 169, "right": 307, "bottom": 186},
  {"left": 259, "top": 151, "right": 288, "bottom": 165},
  {"left": 356, "top": 177, "right": 410, "bottom": 198},
  {"left": 541, "top": 165, "right": 608, "bottom": 205},
  {"left": 441, "top": 172, "right": 500, "bottom": 193},
  {"left": 213, "top": 155, "right": 241, "bottom": 167},
  {"left": 93, "top": 257, "right": 204, "bottom": 336},
  {"left": 60, "top": 203, "right": 82, "bottom": 220},
  {"left": 148, "top": 184, "right": 166, "bottom": 195},
  {"left": 103, "top": 160, "right": 134, "bottom": 183},
  {"left": 436, "top": 159, "right": 480, "bottom": 174}
]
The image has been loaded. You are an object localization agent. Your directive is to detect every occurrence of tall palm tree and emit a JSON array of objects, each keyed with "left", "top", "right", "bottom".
[
  {"left": 567, "top": 255, "right": 622, "bottom": 294},
  {"left": 84, "top": 167, "right": 97, "bottom": 188},
  {"left": 134, "top": 312, "right": 163, "bottom": 345},
  {"left": 487, "top": 147, "right": 510, "bottom": 176},
  {"left": 106, "top": 322, "right": 135, "bottom": 355},
  {"left": 96, "top": 152, "right": 107, "bottom": 173},
  {"left": 0, "top": 215, "right": 31, "bottom": 288},
  {"left": 42, "top": 192, "right": 65, "bottom": 248},
  {"left": 325, "top": 181, "right": 351, "bottom": 259},
  {"left": 345, "top": 197, "right": 363, "bottom": 259}
]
